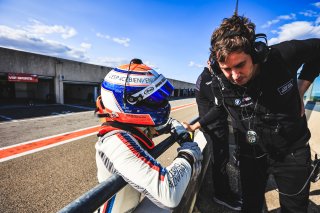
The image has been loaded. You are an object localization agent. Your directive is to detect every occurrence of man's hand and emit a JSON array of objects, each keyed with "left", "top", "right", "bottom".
[
  {"left": 182, "top": 121, "right": 201, "bottom": 132},
  {"left": 177, "top": 142, "right": 202, "bottom": 177}
]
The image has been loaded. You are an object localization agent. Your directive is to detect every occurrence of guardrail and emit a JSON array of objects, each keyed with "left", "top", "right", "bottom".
[{"left": 58, "top": 117, "right": 209, "bottom": 213}]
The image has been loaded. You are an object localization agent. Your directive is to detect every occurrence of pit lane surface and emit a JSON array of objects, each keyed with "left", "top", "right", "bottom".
[
  {"left": 0, "top": 98, "right": 319, "bottom": 213},
  {"left": 0, "top": 99, "right": 198, "bottom": 213}
]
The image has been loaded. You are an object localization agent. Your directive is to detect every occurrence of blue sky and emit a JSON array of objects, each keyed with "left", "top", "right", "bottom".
[{"left": 0, "top": 0, "right": 319, "bottom": 92}]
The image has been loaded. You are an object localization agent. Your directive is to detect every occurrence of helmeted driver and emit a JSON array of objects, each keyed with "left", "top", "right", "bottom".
[{"left": 95, "top": 58, "right": 202, "bottom": 213}]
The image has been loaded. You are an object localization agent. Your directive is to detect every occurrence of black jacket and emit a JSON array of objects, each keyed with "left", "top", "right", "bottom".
[
  {"left": 202, "top": 39, "right": 320, "bottom": 155},
  {"left": 196, "top": 67, "right": 228, "bottom": 132}
]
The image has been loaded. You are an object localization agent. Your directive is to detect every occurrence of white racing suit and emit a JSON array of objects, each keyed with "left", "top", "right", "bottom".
[{"left": 95, "top": 127, "right": 194, "bottom": 213}]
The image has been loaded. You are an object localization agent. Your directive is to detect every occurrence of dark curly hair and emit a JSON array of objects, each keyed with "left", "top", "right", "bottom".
[{"left": 210, "top": 15, "right": 256, "bottom": 62}]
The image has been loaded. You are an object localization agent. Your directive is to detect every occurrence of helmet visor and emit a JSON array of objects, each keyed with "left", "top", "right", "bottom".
[{"left": 127, "top": 74, "right": 174, "bottom": 106}]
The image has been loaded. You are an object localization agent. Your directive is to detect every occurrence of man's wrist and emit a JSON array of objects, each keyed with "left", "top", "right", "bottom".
[{"left": 191, "top": 122, "right": 201, "bottom": 131}]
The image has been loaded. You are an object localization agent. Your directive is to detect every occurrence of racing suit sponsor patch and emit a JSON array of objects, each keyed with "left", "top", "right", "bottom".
[
  {"left": 234, "top": 96, "right": 253, "bottom": 107},
  {"left": 205, "top": 80, "right": 212, "bottom": 85},
  {"left": 277, "top": 79, "right": 293, "bottom": 95},
  {"left": 167, "top": 163, "right": 188, "bottom": 188}
]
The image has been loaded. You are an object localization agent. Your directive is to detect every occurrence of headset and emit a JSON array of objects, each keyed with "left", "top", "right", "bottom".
[
  {"left": 212, "top": 31, "right": 270, "bottom": 65},
  {"left": 252, "top": 33, "right": 270, "bottom": 64}
]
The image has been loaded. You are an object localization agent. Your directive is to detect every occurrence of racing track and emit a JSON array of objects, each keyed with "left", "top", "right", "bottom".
[
  {"left": 0, "top": 99, "right": 198, "bottom": 213},
  {"left": 0, "top": 98, "right": 319, "bottom": 213}
]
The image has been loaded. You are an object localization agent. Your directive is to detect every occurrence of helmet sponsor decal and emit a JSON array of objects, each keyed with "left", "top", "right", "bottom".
[
  {"left": 144, "top": 87, "right": 154, "bottom": 95},
  {"left": 155, "top": 76, "right": 166, "bottom": 88},
  {"left": 105, "top": 70, "right": 156, "bottom": 86}
]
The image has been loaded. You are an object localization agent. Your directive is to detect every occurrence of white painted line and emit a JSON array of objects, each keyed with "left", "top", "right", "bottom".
[
  {"left": 1, "top": 103, "right": 196, "bottom": 151},
  {"left": 0, "top": 110, "right": 93, "bottom": 125},
  {"left": 0, "top": 102, "right": 196, "bottom": 162}
]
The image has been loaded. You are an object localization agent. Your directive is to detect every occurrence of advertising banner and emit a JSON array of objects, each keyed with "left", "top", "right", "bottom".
[{"left": 8, "top": 73, "right": 38, "bottom": 83}]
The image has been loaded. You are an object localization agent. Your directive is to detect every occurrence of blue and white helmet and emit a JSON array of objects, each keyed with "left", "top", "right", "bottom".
[{"left": 97, "top": 59, "right": 174, "bottom": 126}]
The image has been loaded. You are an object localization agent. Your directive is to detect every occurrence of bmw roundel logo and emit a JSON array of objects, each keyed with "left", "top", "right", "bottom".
[{"left": 234, "top": 99, "right": 241, "bottom": 106}]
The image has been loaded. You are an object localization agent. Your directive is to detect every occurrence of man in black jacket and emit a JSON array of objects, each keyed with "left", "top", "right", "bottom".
[
  {"left": 195, "top": 60, "right": 241, "bottom": 211},
  {"left": 185, "top": 15, "right": 320, "bottom": 212}
]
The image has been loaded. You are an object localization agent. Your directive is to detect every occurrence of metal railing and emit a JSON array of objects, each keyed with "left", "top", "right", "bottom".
[{"left": 59, "top": 117, "right": 207, "bottom": 213}]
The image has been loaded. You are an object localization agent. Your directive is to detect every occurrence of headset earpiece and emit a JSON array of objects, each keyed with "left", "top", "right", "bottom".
[
  {"left": 252, "top": 33, "right": 269, "bottom": 64},
  {"left": 210, "top": 60, "right": 221, "bottom": 75}
]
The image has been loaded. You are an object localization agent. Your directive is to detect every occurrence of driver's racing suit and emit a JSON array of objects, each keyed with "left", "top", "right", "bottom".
[{"left": 95, "top": 120, "right": 201, "bottom": 213}]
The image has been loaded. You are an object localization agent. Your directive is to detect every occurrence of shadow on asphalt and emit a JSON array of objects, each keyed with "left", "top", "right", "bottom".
[
  {"left": 193, "top": 161, "right": 242, "bottom": 213},
  {"left": 268, "top": 201, "right": 320, "bottom": 213}
]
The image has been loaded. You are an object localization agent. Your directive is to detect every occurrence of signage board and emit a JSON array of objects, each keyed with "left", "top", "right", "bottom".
[{"left": 8, "top": 73, "right": 38, "bottom": 83}]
